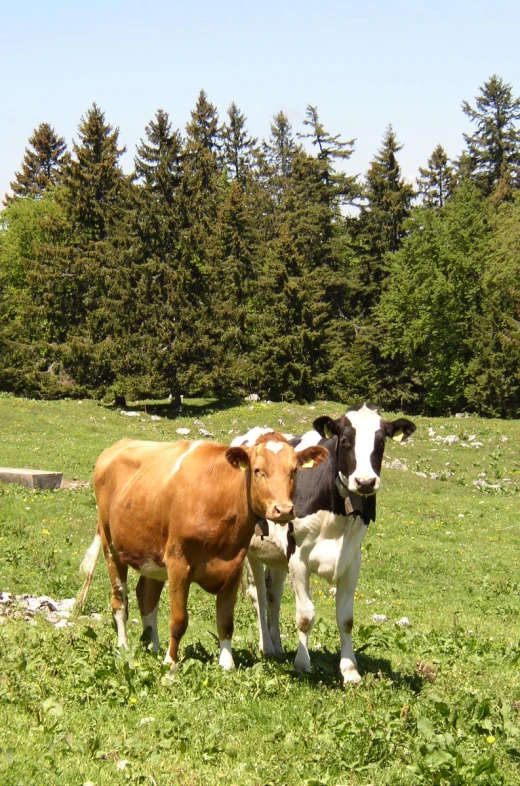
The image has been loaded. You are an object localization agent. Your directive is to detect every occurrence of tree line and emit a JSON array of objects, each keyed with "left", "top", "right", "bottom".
[{"left": 1, "top": 74, "right": 519, "bottom": 416}]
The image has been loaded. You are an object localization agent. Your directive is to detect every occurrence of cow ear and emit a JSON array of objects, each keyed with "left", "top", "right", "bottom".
[
  {"left": 385, "top": 418, "right": 416, "bottom": 443},
  {"left": 312, "top": 416, "right": 338, "bottom": 440},
  {"left": 297, "top": 445, "right": 329, "bottom": 469},
  {"left": 225, "top": 447, "right": 250, "bottom": 471}
]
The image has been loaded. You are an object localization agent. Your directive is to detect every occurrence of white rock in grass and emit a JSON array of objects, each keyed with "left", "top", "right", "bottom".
[
  {"left": 176, "top": 427, "right": 191, "bottom": 435},
  {"left": 53, "top": 619, "right": 72, "bottom": 629},
  {"left": 116, "top": 760, "right": 132, "bottom": 771},
  {"left": 396, "top": 617, "right": 410, "bottom": 627},
  {"left": 372, "top": 614, "right": 388, "bottom": 623},
  {"left": 443, "top": 435, "right": 459, "bottom": 445}
]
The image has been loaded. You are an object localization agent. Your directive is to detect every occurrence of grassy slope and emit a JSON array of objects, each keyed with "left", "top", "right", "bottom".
[{"left": 0, "top": 394, "right": 519, "bottom": 786}]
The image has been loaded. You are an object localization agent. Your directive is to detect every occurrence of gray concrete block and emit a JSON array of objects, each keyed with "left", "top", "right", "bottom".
[{"left": 0, "top": 468, "right": 63, "bottom": 490}]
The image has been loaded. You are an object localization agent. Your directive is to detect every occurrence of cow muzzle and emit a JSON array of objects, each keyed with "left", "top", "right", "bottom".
[
  {"left": 268, "top": 502, "right": 295, "bottom": 523},
  {"left": 339, "top": 471, "right": 380, "bottom": 496}
]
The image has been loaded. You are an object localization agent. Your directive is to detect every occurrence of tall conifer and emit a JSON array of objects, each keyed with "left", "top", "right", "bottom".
[
  {"left": 416, "top": 144, "right": 455, "bottom": 208},
  {"left": 5, "top": 123, "right": 68, "bottom": 204},
  {"left": 462, "top": 74, "right": 520, "bottom": 202}
]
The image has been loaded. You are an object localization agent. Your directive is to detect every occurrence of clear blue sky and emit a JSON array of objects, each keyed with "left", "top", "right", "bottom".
[{"left": 2, "top": 0, "right": 519, "bottom": 200}]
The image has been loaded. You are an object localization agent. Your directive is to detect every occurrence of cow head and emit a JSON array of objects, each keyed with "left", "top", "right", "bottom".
[
  {"left": 313, "top": 404, "right": 416, "bottom": 497},
  {"left": 225, "top": 433, "right": 328, "bottom": 523}
]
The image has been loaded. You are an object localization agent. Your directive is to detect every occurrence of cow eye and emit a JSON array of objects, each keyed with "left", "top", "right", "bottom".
[
  {"left": 254, "top": 468, "right": 263, "bottom": 479},
  {"left": 340, "top": 436, "right": 351, "bottom": 448}
]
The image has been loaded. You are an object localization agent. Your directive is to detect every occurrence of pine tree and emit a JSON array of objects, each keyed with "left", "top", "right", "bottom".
[
  {"left": 416, "top": 144, "right": 455, "bottom": 208},
  {"left": 134, "top": 109, "right": 183, "bottom": 202},
  {"left": 298, "top": 104, "right": 360, "bottom": 213},
  {"left": 62, "top": 103, "right": 127, "bottom": 241},
  {"left": 360, "top": 126, "right": 414, "bottom": 256},
  {"left": 462, "top": 74, "right": 520, "bottom": 202},
  {"left": 221, "top": 102, "right": 258, "bottom": 184},
  {"left": 5, "top": 123, "right": 69, "bottom": 204},
  {"left": 47, "top": 105, "right": 131, "bottom": 398},
  {"left": 260, "top": 111, "right": 296, "bottom": 210}
]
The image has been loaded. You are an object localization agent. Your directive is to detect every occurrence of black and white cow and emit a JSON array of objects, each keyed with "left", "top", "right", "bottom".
[{"left": 241, "top": 404, "right": 416, "bottom": 684}]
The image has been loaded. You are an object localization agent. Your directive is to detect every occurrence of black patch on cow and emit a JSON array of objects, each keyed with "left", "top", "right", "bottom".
[
  {"left": 286, "top": 520, "right": 296, "bottom": 562},
  {"left": 292, "top": 435, "right": 345, "bottom": 518},
  {"left": 347, "top": 491, "right": 376, "bottom": 525},
  {"left": 292, "top": 430, "right": 377, "bottom": 525},
  {"left": 369, "top": 428, "right": 386, "bottom": 477}
]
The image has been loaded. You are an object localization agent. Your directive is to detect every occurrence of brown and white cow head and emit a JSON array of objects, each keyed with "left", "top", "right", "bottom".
[
  {"left": 313, "top": 404, "right": 416, "bottom": 497},
  {"left": 225, "top": 433, "right": 328, "bottom": 523}
]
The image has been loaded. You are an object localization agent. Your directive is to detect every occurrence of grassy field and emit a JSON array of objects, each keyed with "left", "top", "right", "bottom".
[{"left": 0, "top": 393, "right": 519, "bottom": 786}]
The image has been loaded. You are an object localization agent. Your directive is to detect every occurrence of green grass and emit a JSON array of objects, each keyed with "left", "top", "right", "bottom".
[{"left": 1, "top": 394, "right": 519, "bottom": 785}]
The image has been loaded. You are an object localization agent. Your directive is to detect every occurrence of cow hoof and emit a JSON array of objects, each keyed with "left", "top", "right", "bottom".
[
  {"left": 294, "top": 655, "right": 311, "bottom": 674},
  {"left": 218, "top": 639, "right": 235, "bottom": 670},
  {"left": 342, "top": 669, "right": 362, "bottom": 685}
]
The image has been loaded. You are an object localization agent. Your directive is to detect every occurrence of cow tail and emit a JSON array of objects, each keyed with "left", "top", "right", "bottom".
[{"left": 76, "top": 526, "right": 102, "bottom": 615}]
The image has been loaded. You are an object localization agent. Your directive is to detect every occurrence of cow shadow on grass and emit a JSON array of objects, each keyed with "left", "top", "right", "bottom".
[{"left": 179, "top": 642, "right": 426, "bottom": 693}]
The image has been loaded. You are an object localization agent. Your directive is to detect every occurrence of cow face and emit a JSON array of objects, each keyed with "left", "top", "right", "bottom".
[
  {"left": 226, "top": 435, "right": 328, "bottom": 522},
  {"left": 314, "top": 405, "right": 416, "bottom": 497}
]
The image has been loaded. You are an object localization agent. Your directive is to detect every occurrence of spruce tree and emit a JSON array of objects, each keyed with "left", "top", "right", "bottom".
[
  {"left": 50, "top": 104, "right": 131, "bottom": 398},
  {"left": 5, "top": 123, "right": 68, "bottom": 204},
  {"left": 462, "top": 74, "right": 520, "bottom": 202},
  {"left": 62, "top": 103, "right": 127, "bottom": 241},
  {"left": 360, "top": 126, "right": 414, "bottom": 256},
  {"left": 221, "top": 102, "right": 258, "bottom": 184},
  {"left": 416, "top": 144, "right": 456, "bottom": 208},
  {"left": 134, "top": 109, "right": 183, "bottom": 202}
]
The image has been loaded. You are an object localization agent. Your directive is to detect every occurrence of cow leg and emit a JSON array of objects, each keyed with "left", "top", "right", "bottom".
[
  {"left": 136, "top": 576, "right": 164, "bottom": 652},
  {"left": 245, "top": 555, "right": 277, "bottom": 657},
  {"left": 104, "top": 546, "right": 129, "bottom": 648},
  {"left": 289, "top": 557, "right": 315, "bottom": 674},
  {"left": 265, "top": 568, "right": 285, "bottom": 656},
  {"left": 216, "top": 574, "right": 242, "bottom": 670},
  {"left": 164, "top": 560, "right": 190, "bottom": 672},
  {"left": 335, "top": 548, "right": 362, "bottom": 685}
]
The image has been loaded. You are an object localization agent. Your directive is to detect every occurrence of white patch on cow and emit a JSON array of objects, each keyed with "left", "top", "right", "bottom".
[
  {"left": 139, "top": 560, "right": 168, "bottom": 582},
  {"left": 219, "top": 639, "right": 235, "bottom": 670},
  {"left": 163, "top": 651, "right": 174, "bottom": 666},
  {"left": 170, "top": 440, "right": 202, "bottom": 477},
  {"left": 265, "top": 441, "right": 284, "bottom": 454},
  {"left": 80, "top": 533, "right": 101, "bottom": 576},
  {"left": 141, "top": 604, "right": 160, "bottom": 651},
  {"left": 294, "top": 430, "right": 322, "bottom": 452},
  {"left": 230, "top": 427, "right": 273, "bottom": 447},
  {"left": 113, "top": 581, "right": 129, "bottom": 648},
  {"left": 345, "top": 404, "right": 382, "bottom": 492}
]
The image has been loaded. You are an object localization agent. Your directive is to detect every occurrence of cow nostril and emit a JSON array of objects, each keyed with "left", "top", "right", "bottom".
[
  {"left": 274, "top": 503, "right": 294, "bottom": 518},
  {"left": 355, "top": 477, "right": 376, "bottom": 489}
]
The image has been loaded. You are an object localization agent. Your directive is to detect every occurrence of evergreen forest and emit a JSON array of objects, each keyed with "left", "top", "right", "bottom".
[{"left": 1, "top": 75, "right": 520, "bottom": 416}]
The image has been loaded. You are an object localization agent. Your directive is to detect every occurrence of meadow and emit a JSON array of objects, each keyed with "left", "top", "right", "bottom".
[{"left": 0, "top": 393, "right": 519, "bottom": 786}]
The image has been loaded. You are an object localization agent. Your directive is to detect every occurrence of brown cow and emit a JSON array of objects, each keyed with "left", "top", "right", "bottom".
[{"left": 77, "top": 434, "right": 327, "bottom": 673}]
